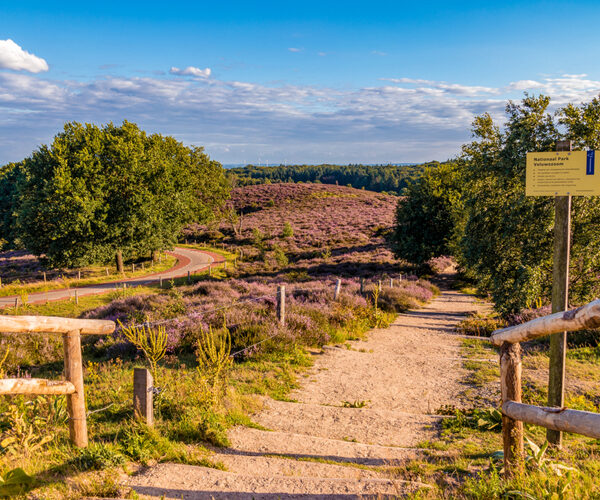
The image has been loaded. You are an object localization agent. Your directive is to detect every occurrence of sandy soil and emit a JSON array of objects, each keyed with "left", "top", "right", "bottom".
[{"left": 127, "top": 278, "right": 493, "bottom": 499}]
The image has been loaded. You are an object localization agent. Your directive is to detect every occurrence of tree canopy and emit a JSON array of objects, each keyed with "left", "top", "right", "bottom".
[
  {"left": 229, "top": 162, "right": 440, "bottom": 195},
  {"left": 1, "top": 121, "right": 229, "bottom": 268},
  {"left": 394, "top": 94, "right": 600, "bottom": 316}
]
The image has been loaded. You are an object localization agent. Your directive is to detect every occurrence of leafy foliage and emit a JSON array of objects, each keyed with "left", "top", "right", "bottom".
[
  {"left": 394, "top": 93, "right": 600, "bottom": 315},
  {"left": 393, "top": 162, "right": 462, "bottom": 263},
  {"left": 1, "top": 121, "right": 229, "bottom": 267}
]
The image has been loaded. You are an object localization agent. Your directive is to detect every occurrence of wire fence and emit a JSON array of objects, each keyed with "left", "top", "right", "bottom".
[
  {"left": 115, "top": 276, "right": 407, "bottom": 361},
  {"left": 0, "top": 254, "right": 171, "bottom": 286}
]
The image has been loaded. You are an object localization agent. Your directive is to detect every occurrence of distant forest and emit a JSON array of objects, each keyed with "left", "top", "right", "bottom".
[{"left": 228, "top": 162, "right": 443, "bottom": 195}]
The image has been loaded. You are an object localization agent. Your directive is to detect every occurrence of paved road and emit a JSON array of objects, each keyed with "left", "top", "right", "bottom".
[{"left": 0, "top": 247, "right": 216, "bottom": 308}]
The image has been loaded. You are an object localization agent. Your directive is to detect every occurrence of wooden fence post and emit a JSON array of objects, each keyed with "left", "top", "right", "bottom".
[
  {"left": 132, "top": 264, "right": 135, "bottom": 273},
  {"left": 277, "top": 285, "right": 286, "bottom": 325},
  {"left": 159, "top": 276, "right": 163, "bottom": 288},
  {"left": 133, "top": 368, "right": 154, "bottom": 426},
  {"left": 43, "top": 272, "right": 47, "bottom": 283},
  {"left": 75, "top": 290, "right": 79, "bottom": 305},
  {"left": 360, "top": 278, "right": 365, "bottom": 296},
  {"left": 106, "top": 268, "right": 109, "bottom": 276},
  {"left": 78, "top": 270, "right": 81, "bottom": 280},
  {"left": 187, "top": 270, "right": 191, "bottom": 283},
  {"left": 334, "top": 279, "right": 341, "bottom": 300},
  {"left": 378, "top": 280, "right": 382, "bottom": 292},
  {"left": 14, "top": 297, "right": 18, "bottom": 310},
  {"left": 208, "top": 265, "right": 212, "bottom": 277},
  {"left": 500, "top": 341, "right": 524, "bottom": 477},
  {"left": 389, "top": 278, "right": 394, "bottom": 288},
  {"left": 63, "top": 330, "right": 88, "bottom": 447}
]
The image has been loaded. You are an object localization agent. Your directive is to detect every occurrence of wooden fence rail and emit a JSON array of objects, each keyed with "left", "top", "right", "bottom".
[
  {"left": 0, "top": 315, "right": 116, "bottom": 447},
  {"left": 490, "top": 299, "right": 600, "bottom": 477}
]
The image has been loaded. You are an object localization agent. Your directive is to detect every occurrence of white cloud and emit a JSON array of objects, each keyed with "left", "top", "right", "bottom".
[
  {"left": 1, "top": 71, "right": 600, "bottom": 165},
  {"left": 169, "top": 66, "right": 211, "bottom": 78},
  {"left": 0, "top": 39, "right": 48, "bottom": 73},
  {"left": 288, "top": 47, "right": 302, "bottom": 53}
]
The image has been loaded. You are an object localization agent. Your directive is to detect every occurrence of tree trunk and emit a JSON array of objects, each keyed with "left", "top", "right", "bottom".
[{"left": 115, "top": 250, "right": 124, "bottom": 273}]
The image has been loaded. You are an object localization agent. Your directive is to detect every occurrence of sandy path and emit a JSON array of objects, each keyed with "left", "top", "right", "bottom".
[{"left": 128, "top": 280, "right": 492, "bottom": 499}]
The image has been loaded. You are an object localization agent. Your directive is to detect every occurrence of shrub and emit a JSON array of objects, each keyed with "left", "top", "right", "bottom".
[
  {"left": 377, "top": 288, "right": 418, "bottom": 313},
  {"left": 282, "top": 221, "right": 294, "bottom": 238},
  {"left": 72, "top": 443, "right": 125, "bottom": 471}
]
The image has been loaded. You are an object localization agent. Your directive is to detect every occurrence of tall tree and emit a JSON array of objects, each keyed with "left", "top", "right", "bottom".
[
  {"left": 456, "top": 95, "right": 600, "bottom": 315},
  {"left": 392, "top": 162, "right": 461, "bottom": 264},
  {"left": 14, "top": 121, "right": 228, "bottom": 268}
]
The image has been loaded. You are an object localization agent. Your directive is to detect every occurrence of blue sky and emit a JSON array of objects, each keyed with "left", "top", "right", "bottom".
[{"left": 1, "top": 0, "right": 600, "bottom": 165}]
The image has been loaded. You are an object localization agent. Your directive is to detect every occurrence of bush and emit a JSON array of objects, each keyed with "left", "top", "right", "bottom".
[
  {"left": 282, "top": 221, "right": 294, "bottom": 238},
  {"left": 377, "top": 288, "right": 418, "bottom": 313},
  {"left": 455, "top": 313, "right": 507, "bottom": 337}
]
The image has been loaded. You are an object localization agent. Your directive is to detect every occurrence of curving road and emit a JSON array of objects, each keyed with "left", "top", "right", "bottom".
[{"left": 0, "top": 247, "right": 218, "bottom": 309}]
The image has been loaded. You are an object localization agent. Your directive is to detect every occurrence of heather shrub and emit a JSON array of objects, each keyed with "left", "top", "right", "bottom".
[
  {"left": 426, "top": 255, "right": 455, "bottom": 274},
  {"left": 455, "top": 313, "right": 507, "bottom": 337},
  {"left": 378, "top": 288, "right": 418, "bottom": 313}
]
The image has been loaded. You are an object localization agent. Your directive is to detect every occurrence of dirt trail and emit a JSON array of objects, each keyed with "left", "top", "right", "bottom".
[
  {"left": 0, "top": 247, "right": 215, "bottom": 308},
  {"left": 128, "top": 277, "right": 493, "bottom": 499}
]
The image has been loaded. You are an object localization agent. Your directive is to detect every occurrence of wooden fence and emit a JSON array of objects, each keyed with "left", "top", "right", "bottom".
[
  {"left": 0, "top": 315, "right": 115, "bottom": 447},
  {"left": 490, "top": 299, "right": 600, "bottom": 477}
]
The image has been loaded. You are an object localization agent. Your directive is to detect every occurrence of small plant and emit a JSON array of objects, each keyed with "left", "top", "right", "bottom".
[
  {"left": 273, "top": 246, "right": 289, "bottom": 267},
  {"left": 524, "top": 437, "right": 577, "bottom": 476},
  {"left": 367, "top": 286, "right": 389, "bottom": 328},
  {"left": 282, "top": 221, "right": 294, "bottom": 238},
  {"left": 0, "top": 347, "right": 9, "bottom": 378},
  {"left": 341, "top": 400, "right": 370, "bottom": 408},
  {"left": 0, "top": 468, "right": 34, "bottom": 497},
  {"left": 72, "top": 443, "right": 125, "bottom": 471},
  {"left": 196, "top": 321, "right": 233, "bottom": 406},
  {"left": 118, "top": 320, "right": 167, "bottom": 381},
  {"left": 0, "top": 403, "right": 54, "bottom": 456}
]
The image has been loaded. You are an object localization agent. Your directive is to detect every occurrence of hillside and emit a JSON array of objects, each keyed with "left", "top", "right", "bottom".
[{"left": 186, "top": 182, "right": 401, "bottom": 278}]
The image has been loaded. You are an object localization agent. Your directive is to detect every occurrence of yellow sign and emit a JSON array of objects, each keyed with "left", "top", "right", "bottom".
[{"left": 526, "top": 151, "right": 600, "bottom": 196}]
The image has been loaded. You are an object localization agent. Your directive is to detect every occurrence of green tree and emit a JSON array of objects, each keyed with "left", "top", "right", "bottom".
[
  {"left": 14, "top": 121, "right": 228, "bottom": 268},
  {"left": 392, "top": 162, "right": 461, "bottom": 264},
  {"left": 456, "top": 95, "right": 600, "bottom": 315}
]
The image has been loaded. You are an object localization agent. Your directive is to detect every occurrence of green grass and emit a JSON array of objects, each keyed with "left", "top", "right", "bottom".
[{"left": 401, "top": 334, "right": 600, "bottom": 498}]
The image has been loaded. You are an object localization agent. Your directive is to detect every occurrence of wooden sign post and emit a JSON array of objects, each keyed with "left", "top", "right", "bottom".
[
  {"left": 547, "top": 140, "right": 572, "bottom": 446},
  {"left": 526, "top": 139, "right": 590, "bottom": 446}
]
